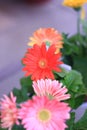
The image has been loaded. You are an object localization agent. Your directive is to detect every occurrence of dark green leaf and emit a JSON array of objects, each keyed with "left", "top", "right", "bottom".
[
  {"left": 73, "top": 56, "right": 87, "bottom": 88},
  {"left": 12, "top": 125, "right": 25, "bottom": 130},
  {"left": 74, "top": 95, "right": 85, "bottom": 109},
  {"left": 13, "top": 77, "right": 34, "bottom": 103},
  {"left": 66, "top": 112, "right": 75, "bottom": 130},
  {"left": 62, "top": 33, "right": 80, "bottom": 55},
  {"left": 0, "top": 128, "right": 7, "bottom": 130},
  {"left": 13, "top": 88, "right": 27, "bottom": 103},
  {"left": 20, "top": 76, "right": 33, "bottom": 93}
]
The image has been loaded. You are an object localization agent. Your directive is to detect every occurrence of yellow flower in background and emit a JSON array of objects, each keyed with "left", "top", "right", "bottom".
[
  {"left": 63, "top": 0, "right": 87, "bottom": 8},
  {"left": 28, "top": 28, "right": 63, "bottom": 53}
]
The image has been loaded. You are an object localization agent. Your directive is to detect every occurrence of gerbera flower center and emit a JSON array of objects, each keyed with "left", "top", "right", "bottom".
[
  {"left": 37, "top": 109, "right": 51, "bottom": 123},
  {"left": 38, "top": 59, "right": 47, "bottom": 69}
]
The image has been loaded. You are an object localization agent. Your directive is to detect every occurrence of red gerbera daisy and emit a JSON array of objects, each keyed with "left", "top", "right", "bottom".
[{"left": 22, "top": 43, "right": 63, "bottom": 80}]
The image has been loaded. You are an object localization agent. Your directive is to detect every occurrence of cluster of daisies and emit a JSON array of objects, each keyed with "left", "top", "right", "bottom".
[{"left": 0, "top": 28, "right": 71, "bottom": 130}]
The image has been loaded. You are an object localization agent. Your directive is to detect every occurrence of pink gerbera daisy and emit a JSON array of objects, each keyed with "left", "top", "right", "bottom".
[
  {"left": 19, "top": 96, "right": 70, "bottom": 130},
  {"left": 33, "top": 79, "right": 70, "bottom": 101},
  {"left": 0, "top": 92, "right": 19, "bottom": 130},
  {"left": 22, "top": 43, "right": 63, "bottom": 80}
]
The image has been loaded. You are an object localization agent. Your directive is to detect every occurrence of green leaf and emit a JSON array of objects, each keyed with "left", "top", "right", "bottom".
[
  {"left": 20, "top": 76, "right": 33, "bottom": 94},
  {"left": 67, "top": 95, "right": 75, "bottom": 108},
  {"left": 64, "top": 33, "right": 87, "bottom": 55},
  {"left": 62, "top": 33, "right": 80, "bottom": 55},
  {"left": 13, "top": 88, "right": 27, "bottom": 103},
  {"left": 0, "top": 128, "right": 7, "bottom": 130},
  {"left": 73, "top": 56, "right": 87, "bottom": 88},
  {"left": 12, "top": 125, "right": 25, "bottom": 130},
  {"left": 74, "top": 109, "right": 87, "bottom": 130},
  {"left": 54, "top": 68, "right": 67, "bottom": 78},
  {"left": 66, "top": 112, "right": 75, "bottom": 130},
  {"left": 63, "top": 70, "right": 83, "bottom": 91},
  {"left": 74, "top": 95, "right": 85, "bottom": 109},
  {"left": 61, "top": 70, "right": 85, "bottom": 108},
  {"left": 13, "top": 76, "right": 35, "bottom": 103}
]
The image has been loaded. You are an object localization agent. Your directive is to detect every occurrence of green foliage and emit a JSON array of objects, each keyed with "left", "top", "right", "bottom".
[
  {"left": 20, "top": 76, "right": 34, "bottom": 95},
  {"left": 13, "top": 76, "right": 34, "bottom": 103},
  {"left": 62, "top": 70, "right": 83, "bottom": 91},
  {"left": 0, "top": 128, "right": 6, "bottom": 130},
  {"left": 0, "top": 125, "right": 24, "bottom": 130},
  {"left": 62, "top": 33, "right": 80, "bottom": 55},
  {"left": 13, "top": 88, "right": 26, "bottom": 103},
  {"left": 62, "top": 32, "right": 87, "bottom": 88},
  {"left": 54, "top": 68, "right": 86, "bottom": 109},
  {"left": 60, "top": 70, "right": 85, "bottom": 109},
  {"left": 66, "top": 112, "right": 75, "bottom": 130},
  {"left": 62, "top": 29, "right": 87, "bottom": 110},
  {"left": 73, "top": 56, "right": 87, "bottom": 88},
  {"left": 12, "top": 125, "right": 25, "bottom": 130}
]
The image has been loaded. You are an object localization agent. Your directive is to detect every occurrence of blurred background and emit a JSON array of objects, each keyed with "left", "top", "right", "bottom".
[{"left": 0, "top": 0, "right": 87, "bottom": 97}]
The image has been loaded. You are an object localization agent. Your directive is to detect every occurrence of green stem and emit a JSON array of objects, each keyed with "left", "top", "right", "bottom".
[
  {"left": 77, "top": 11, "right": 80, "bottom": 34},
  {"left": 73, "top": 7, "right": 81, "bottom": 34}
]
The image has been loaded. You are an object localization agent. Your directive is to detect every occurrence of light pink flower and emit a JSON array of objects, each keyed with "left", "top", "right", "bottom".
[
  {"left": 33, "top": 79, "right": 70, "bottom": 101},
  {"left": 0, "top": 92, "right": 19, "bottom": 130},
  {"left": 19, "top": 96, "right": 71, "bottom": 130}
]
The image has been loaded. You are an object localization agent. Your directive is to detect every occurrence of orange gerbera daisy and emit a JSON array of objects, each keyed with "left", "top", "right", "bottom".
[
  {"left": 28, "top": 28, "right": 63, "bottom": 53},
  {"left": 22, "top": 43, "right": 63, "bottom": 80}
]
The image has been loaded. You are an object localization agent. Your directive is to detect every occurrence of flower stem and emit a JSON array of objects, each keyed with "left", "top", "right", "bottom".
[{"left": 77, "top": 11, "right": 80, "bottom": 34}]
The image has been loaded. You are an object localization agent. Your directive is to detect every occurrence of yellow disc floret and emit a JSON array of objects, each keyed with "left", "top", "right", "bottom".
[{"left": 37, "top": 109, "right": 51, "bottom": 123}]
